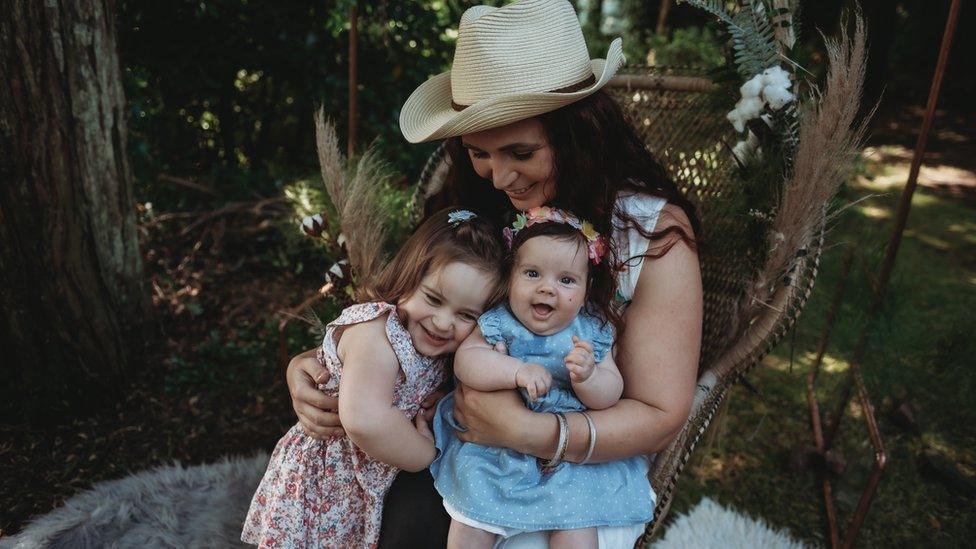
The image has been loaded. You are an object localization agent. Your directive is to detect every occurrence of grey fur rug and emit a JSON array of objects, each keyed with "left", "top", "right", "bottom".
[
  {"left": 3, "top": 453, "right": 809, "bottom": 548},
  {"left": 1, "top": 453, "right": 270, "bottom": 549}
]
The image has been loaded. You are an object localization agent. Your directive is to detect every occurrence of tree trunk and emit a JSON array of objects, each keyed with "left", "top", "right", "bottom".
[
  {"left": 656, "top": 0, "right": 672, "bottom": 35},
  {"left": 0, "top": 0, "right": 149, "bottom": 423}
]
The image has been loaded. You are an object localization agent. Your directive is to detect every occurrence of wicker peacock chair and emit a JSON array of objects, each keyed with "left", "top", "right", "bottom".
[{"left": 409, "top": 65, "right": 826, "bottom": 543}]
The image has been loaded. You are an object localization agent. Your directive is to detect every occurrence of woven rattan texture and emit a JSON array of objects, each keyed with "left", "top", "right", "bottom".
[{"left": 607, "top": 66, "right": 748, "bottom": 370}]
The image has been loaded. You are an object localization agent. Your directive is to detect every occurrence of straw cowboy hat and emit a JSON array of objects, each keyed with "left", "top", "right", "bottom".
[{"left": 399, "top": 0, "right": 624, "bottom": 143}]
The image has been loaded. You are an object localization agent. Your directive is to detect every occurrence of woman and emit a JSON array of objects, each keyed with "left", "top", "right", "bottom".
[{"left": 287, "top": 0, "right": 702, "bottom": 546}]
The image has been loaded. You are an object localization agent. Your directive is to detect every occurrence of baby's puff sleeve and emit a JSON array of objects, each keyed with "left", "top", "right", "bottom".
[
  {"left": 583, "top": 313, "right": 616, "bottom": 363},
  {"left": 476, "top": 305, "right": 509, "bottom": 346}
]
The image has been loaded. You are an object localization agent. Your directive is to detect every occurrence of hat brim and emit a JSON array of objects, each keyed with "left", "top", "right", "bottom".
[{"left": 400, "top": 38, "right": 624, "bottom": 144}]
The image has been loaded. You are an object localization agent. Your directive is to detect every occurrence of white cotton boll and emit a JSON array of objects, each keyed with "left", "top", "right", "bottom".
[
  {"left": 763, "top": 85, "right": 795, "bottom": 109},
  {"left": 762, "top": 66, "right": 791, "bottom": 88},
  {"left": 726, "top": 109, "right": 746, "bottom": 133},
  {"left": 740, "top": 74, "right": 764, "bottom": 98},
  {"left": 736, "top": 96, "right": 764, "bottom": 119}
]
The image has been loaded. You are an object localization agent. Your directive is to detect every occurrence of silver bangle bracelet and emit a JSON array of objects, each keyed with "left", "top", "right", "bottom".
[
  {"left": 579, "top": 411, "right": 597, "bottom": 464},
  {"left": 541, "top": 412, "right": 569, "bottom": 470}
]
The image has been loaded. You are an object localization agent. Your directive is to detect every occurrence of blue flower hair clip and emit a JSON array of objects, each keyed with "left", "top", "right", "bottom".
[{"left": 447, "top": 209, "right": 477, "bottom": 227}]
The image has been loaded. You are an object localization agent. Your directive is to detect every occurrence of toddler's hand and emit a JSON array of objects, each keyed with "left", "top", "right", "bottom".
[
  {"left": 515, "top": 363, "right": 552, "bottom": 401},
  {"left": 565, "top": 336, "right": 596, "bottom": 383}
]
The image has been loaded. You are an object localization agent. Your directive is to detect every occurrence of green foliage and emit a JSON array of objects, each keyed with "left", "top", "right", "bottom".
[
  {"left": 120, "top": 1, "right": 481, "bottom": 194},
  {"left": 646, "top": 26, "right": 727, "bottom": 68},
  {"left": 163, "top": 326, "right": 272, "bottom": 394},
  {"left": 678, "top": 0, "right": 781, "bottom": 78}
]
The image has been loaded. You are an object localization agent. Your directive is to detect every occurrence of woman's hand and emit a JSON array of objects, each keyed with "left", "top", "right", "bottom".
[
  {"left": 452, "top": 384, "right": 535, "bottom": 450},
  {"left": 286, "top": 348, "right": 344, "bottom": 439}
]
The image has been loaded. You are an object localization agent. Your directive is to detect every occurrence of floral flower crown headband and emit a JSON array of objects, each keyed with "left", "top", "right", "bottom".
[{"left": 502, "top": 207, "right": 607, "bottom": 265}]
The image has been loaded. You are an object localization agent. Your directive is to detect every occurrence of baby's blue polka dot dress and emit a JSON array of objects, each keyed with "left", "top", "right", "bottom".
[{"left": 430, "top": 304, "right": 655, "bottom": 532}]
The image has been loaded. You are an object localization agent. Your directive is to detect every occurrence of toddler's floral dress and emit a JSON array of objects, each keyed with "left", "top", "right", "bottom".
[{"left": 242, "top": 302, "right": 446, "bottom": 548}]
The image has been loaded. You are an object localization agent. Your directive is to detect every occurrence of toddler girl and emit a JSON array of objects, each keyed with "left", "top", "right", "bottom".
[
  {"left": 431, "top": 207, "right": 655, "bottom": 548},
  {"left": 242, "top": 208, "right": 506, "bottom": 548}
]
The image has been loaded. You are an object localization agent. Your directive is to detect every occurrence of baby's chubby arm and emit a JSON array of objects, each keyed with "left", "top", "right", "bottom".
[
  {"left": 456, "top": 327, "right": 551, "bottom": 400},
  {"left": 567, "top": 337, "right": 624, "bottom": 410},
  {"left": 337, "top": 316, "right": 435, "bottom": 472}
]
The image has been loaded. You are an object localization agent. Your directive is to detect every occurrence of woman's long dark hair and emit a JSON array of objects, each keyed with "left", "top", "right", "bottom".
[{"left": 425, "top": 89, "right": 701, "bottom": 267}]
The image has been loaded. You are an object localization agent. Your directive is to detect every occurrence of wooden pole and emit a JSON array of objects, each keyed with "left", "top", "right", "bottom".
[
  {"left": 874, "top": 0, "right": 960, "bottom": 294},
  {"left": 655, "top": 0, "right": 672, "bottom": 35},
  {"left": 348, "top": 2, "right": 358, "bottom": 159}
]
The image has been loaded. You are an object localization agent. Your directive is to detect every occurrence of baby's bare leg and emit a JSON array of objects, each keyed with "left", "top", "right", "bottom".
[
  {"left": 549, "top": 527, "right": 598, "bottom": 549},
  {"left": 447, "top": 519, "right": 497, "bottom": 549}
]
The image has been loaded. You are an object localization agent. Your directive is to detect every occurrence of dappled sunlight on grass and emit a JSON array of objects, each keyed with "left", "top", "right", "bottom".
[
  {"left": 855, "top": 202, "right": 891, "bottom": 219},
  {"left": 676, "top": 135, "right": 976, "bottom": 545},
  {"left": 922, "top": 432, "right": 976, "bottom": 465}
]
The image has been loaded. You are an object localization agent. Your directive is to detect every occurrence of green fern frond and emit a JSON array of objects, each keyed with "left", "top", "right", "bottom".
[
  {"left": 678, "top": 0, "right": 737, "bottom": 27},
  {"left": 681, "top": 0, "right": 782, "bottom": 79}
]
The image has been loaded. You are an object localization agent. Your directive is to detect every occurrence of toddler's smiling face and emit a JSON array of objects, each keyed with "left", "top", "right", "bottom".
[{"left": 508, "top": 235, "right": 588, "bottom": 336}]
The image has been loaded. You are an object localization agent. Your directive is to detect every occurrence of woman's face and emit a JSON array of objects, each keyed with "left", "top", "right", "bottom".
[{"left": 461, "top": 118, "right": 557, "bottom": 211}]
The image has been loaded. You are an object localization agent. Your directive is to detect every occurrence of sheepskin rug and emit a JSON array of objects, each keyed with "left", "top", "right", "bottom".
[
  {"left": 3, "top": 454, "right": 809, "bottom": 548},
  {"left": 2, "top": 454, "right": 269, "bottom": 549},
  {"left": 651, "top": 498, "right": 809, "bottom": 549}
]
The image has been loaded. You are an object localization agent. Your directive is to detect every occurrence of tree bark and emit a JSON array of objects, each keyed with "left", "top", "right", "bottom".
[
  {"left": 656, "top": 0, "right": 672, "bottom": 35},
  {"left": 0, "top": 0, "right": 149, "bottom": 423}
]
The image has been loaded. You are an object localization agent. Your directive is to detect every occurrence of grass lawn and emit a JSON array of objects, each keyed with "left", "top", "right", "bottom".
[{"left": 665, "top": 139, "right": 976, "bottom": 547}]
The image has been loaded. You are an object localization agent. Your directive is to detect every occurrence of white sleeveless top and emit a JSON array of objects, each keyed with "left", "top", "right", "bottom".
[{"left": 612, "top": 192, "right": 669, "bottom": 302}]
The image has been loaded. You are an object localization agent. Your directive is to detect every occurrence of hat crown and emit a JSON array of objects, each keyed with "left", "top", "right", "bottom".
[{"left": 451, "top": 0, "right": 593, "bottom": 106}]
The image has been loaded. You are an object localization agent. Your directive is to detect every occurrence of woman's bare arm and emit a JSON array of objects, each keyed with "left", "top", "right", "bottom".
[{"left": 454, "top": 205, "right": 702, "bottom": 461}]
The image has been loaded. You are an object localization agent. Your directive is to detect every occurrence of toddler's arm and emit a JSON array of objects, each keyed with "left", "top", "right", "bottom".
[
  {"left": 567, "top": 337, "right": 623, "bottom": 410},
  {"left": 337, "top": 316, "right": 435, "bottom": 472},
  {"left": 455, "top": 328, "right": 551, "bottom": 400}
]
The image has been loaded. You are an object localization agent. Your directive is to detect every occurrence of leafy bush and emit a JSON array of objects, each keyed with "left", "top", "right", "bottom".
[{"left": 645, "top": 25, "right": 726, "bottom": 68}]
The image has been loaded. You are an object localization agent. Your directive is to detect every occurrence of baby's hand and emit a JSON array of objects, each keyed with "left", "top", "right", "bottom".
[
  {"left": 565, "top": 336, "right": 596, "bottom": 384},
  {"left": 515, "top": 363, "right": 552, "bottom": 401}
]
